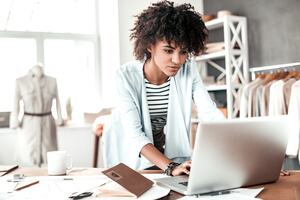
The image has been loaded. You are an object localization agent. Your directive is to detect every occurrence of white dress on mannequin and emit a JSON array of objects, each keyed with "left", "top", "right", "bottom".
[{"left": 10, "top": 64, "right": 64, "bottom": 166}]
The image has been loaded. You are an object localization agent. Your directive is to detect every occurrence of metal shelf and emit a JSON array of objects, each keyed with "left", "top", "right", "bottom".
[
  {"left": 205, "top": 15, "right": 246, "bottom": 30},
  {"left": 206, "top": 84, "right": 227, "bottom": 91},
  {"left": 205, "top": 17, "right": 224, "bottom": 30},
  {"left": 195, "top": 51, "right": 225, "bottom": 61},
  {"left": 195, "top": 49, "right": 241, "bottom": 61},
  {"left": 196, "top": 15, "right": 249, "bottom": 118}
]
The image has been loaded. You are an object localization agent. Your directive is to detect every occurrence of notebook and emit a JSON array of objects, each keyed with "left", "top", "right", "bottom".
[{"left": 101, "top": 163, "right": 154, "bottom": 197}]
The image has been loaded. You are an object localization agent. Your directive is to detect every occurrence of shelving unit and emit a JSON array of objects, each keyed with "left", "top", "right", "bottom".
[{"left": 195, "top": 15, "right": 249, "bottom": 118}]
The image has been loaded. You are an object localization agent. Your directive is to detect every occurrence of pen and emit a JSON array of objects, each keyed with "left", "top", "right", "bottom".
[
  {"left": 15, "top": 180, "right": 39, "bottom": 191},
  {"left": 197, "top": 190, "right": 232, "bottom": 197},
  {"left": 209, "top": 190, "right": 231, "bottom": 196},
  {"left": 0, "top": 165, "right": 19, "bottom": 176},
  {"left": 63, "top": 177, "right": 74, "bottom": 181}
]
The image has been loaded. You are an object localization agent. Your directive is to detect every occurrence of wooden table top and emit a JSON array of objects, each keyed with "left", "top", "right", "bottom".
[{"left": 7, "top": 168, "right": 300, "bottom": 200}]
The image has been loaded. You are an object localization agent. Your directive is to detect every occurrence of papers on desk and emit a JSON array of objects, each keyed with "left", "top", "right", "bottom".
[
  {"left": 179, "top": 187, "right": 264, "bottom": 200},
  {"left": 0, "top": 174, "right": 170, "bottom": 200}
]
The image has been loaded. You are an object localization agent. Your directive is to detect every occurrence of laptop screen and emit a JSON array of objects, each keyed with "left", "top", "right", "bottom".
[{"left": 187, "top": 116, "right": 290, "bottom": 195}]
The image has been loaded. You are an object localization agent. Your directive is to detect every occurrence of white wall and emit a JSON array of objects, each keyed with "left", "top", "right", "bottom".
[{"left": 118, "top": 0, "right": 204, "bottom": 65}]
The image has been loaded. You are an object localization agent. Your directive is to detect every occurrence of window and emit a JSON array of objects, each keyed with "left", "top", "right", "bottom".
[
  {"left": 0, "top": 0, "right": 100, "bottom": 122},
  {"left": 0, "top": 38, "right": 36, "bottom": 111},
  {"left": 44, "top": 39, "right": 98, "bottom": 121},
  {"left": 0, "top": 0, "right": 95, "bottom": 34}
]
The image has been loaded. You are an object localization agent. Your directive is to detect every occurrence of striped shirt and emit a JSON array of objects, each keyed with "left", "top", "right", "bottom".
[{"left": 145, "top": 78, "right": 170, "bottom": 132}]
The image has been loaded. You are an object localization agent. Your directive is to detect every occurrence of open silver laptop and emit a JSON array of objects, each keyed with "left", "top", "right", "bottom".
[{"left": 155, "top": 116, "right": 290, "bottom": 196}]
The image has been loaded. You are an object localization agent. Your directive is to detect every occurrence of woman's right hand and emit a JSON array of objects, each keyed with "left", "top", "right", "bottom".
[{"left": 171, "top": 160, "right": 192, "bottom": 176}]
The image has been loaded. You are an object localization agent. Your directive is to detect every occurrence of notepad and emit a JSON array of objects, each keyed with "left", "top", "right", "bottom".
[{"left": 99, "top": 163, "right": 154, "bottom": 198}]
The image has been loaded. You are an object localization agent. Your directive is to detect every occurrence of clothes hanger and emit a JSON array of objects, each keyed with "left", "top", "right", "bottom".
[
  {"left": 255, "top": 72, "right": 266, "bottom": 79},
  {"left": 283, "top": 67, "right": 298, "bottom": 81},
  {"left": 296, "top": 69, "right": 300, "bottom": 80},
  {"left": 277, "top": 70, "right": 289, "bottom": 80},
  {"left": 272, "top": 69, "right": 286, "bottom": 81},
  {"left": 262, "top": 70, "right": 277, "bottom": 85}
]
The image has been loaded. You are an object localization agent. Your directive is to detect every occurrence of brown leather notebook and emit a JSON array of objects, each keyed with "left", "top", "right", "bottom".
[{"left": 102, "top": 163, "right": 154, "bottom": 198}]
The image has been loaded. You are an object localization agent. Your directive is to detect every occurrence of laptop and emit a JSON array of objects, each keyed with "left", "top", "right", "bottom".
[{"left": 155, "top": 116, "right": 291, "bottom": 196}]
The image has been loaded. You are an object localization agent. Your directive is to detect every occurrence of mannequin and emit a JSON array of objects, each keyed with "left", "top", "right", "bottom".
[{"left": 10, "top": 63, "right": 64, "bottom": 167}]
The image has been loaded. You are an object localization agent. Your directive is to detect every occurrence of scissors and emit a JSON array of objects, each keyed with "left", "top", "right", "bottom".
[
  {"left": 69, "top": 192, "right": 93, "bottom": 199},
  {"left": 68, "top": 180, "right": 110, "bottom": 199}
]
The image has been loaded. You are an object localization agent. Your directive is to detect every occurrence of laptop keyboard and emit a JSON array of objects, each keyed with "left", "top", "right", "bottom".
[{"left": 179, "top": 181, "right": 188, "bottom": 186}]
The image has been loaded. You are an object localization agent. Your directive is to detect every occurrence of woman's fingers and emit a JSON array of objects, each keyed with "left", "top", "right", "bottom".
[
  {"left": 172, "top": 161, "right": 192, "bottom": 176},
  {"left": 183, "top": 168, "right": 190, "bottom": 175}
]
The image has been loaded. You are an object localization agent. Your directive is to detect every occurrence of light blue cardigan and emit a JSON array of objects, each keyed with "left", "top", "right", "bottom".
[{"left": 102, "top": 60, "right": 224, "bottom": 169}]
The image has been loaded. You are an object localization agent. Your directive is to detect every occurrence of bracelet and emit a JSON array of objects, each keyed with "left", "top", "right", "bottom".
[{"left": 164, "top": 162, "right": 180, "bottom": 176}]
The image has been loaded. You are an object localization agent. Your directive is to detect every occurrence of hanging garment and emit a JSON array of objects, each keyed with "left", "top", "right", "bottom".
[
  {"left": 283, "top": 78, "right": 296, "bottom": 113},
  {"left": 247, "top": 79, "right": 263, "bottom": 117},
  {"left": 260, "top": 80, "right": 275, "bottom": 116},
  {"left": 10, "top": 70, "right": 63, "bottom": 166},
  {"left": 287, "top": 80, "right": 300, "bottom": 160},
  {"left": 239, "top": 78, "right": 262, "bottom": 118},
  {"left": 254, "top": 85, "right": 264, "bottom": 117},
  {"left": 268, "top": 80, "right": 286, "bottom": 116}
]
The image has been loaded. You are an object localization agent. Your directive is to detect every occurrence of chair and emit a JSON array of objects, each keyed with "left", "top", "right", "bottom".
[
  {"left": 92, "top": 122, "right": 105, "bottom": 168},
  {"left": 93, "top": 134, "right": 101, "bottom": 168},
  {"left": 91, "top": 109, "right": 113, "bottom": 168}
]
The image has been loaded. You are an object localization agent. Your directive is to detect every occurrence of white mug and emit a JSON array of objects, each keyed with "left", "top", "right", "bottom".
[{"left": 47, "top": 151, "right": 72, "bottom": 175}]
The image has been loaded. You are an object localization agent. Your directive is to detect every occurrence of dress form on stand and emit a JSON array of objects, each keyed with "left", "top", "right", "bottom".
[{"left": 10, "top": 63, "right": 64, "bottom": 166}]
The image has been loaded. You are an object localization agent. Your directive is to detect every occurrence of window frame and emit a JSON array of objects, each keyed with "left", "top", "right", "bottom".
[{"left": 0, "top": 30, "right": 101, "bottom": 113}]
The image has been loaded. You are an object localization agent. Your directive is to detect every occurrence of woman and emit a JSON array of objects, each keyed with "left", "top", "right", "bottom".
[{"left": 105, "top": 0, "right": 224, "bottom": 176}]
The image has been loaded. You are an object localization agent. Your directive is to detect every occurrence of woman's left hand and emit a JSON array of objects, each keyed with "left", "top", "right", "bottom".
[{"left": 171, "top": 160, "right": 192, "bottom": 176}]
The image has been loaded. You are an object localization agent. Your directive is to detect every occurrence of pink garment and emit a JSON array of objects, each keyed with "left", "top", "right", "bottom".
[
  {"left": 283, "top": 78, "right": 296, "bottom": 112},
  {"left": 261, "top": 80, "right": 275, "bottom": 116},
  {"left": 248, "top": 79, "right": 263, "bottom": 117},
  {"left": 254, "top": 85, "right": 263, "bottom": 117}
]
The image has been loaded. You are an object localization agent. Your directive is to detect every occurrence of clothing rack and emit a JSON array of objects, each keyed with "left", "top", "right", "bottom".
[{"left": 249, "top": 62, "right": 300, "bottom": 81}]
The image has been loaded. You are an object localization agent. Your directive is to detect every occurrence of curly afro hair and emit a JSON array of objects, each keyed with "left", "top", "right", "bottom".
[{"left": 130, "top": 0, "right": 208, "bottom": 61}]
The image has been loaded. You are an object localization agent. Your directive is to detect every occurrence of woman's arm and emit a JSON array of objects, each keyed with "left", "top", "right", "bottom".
[{"left": 140, "top": 143, "right": 171, "bottom": 170}]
